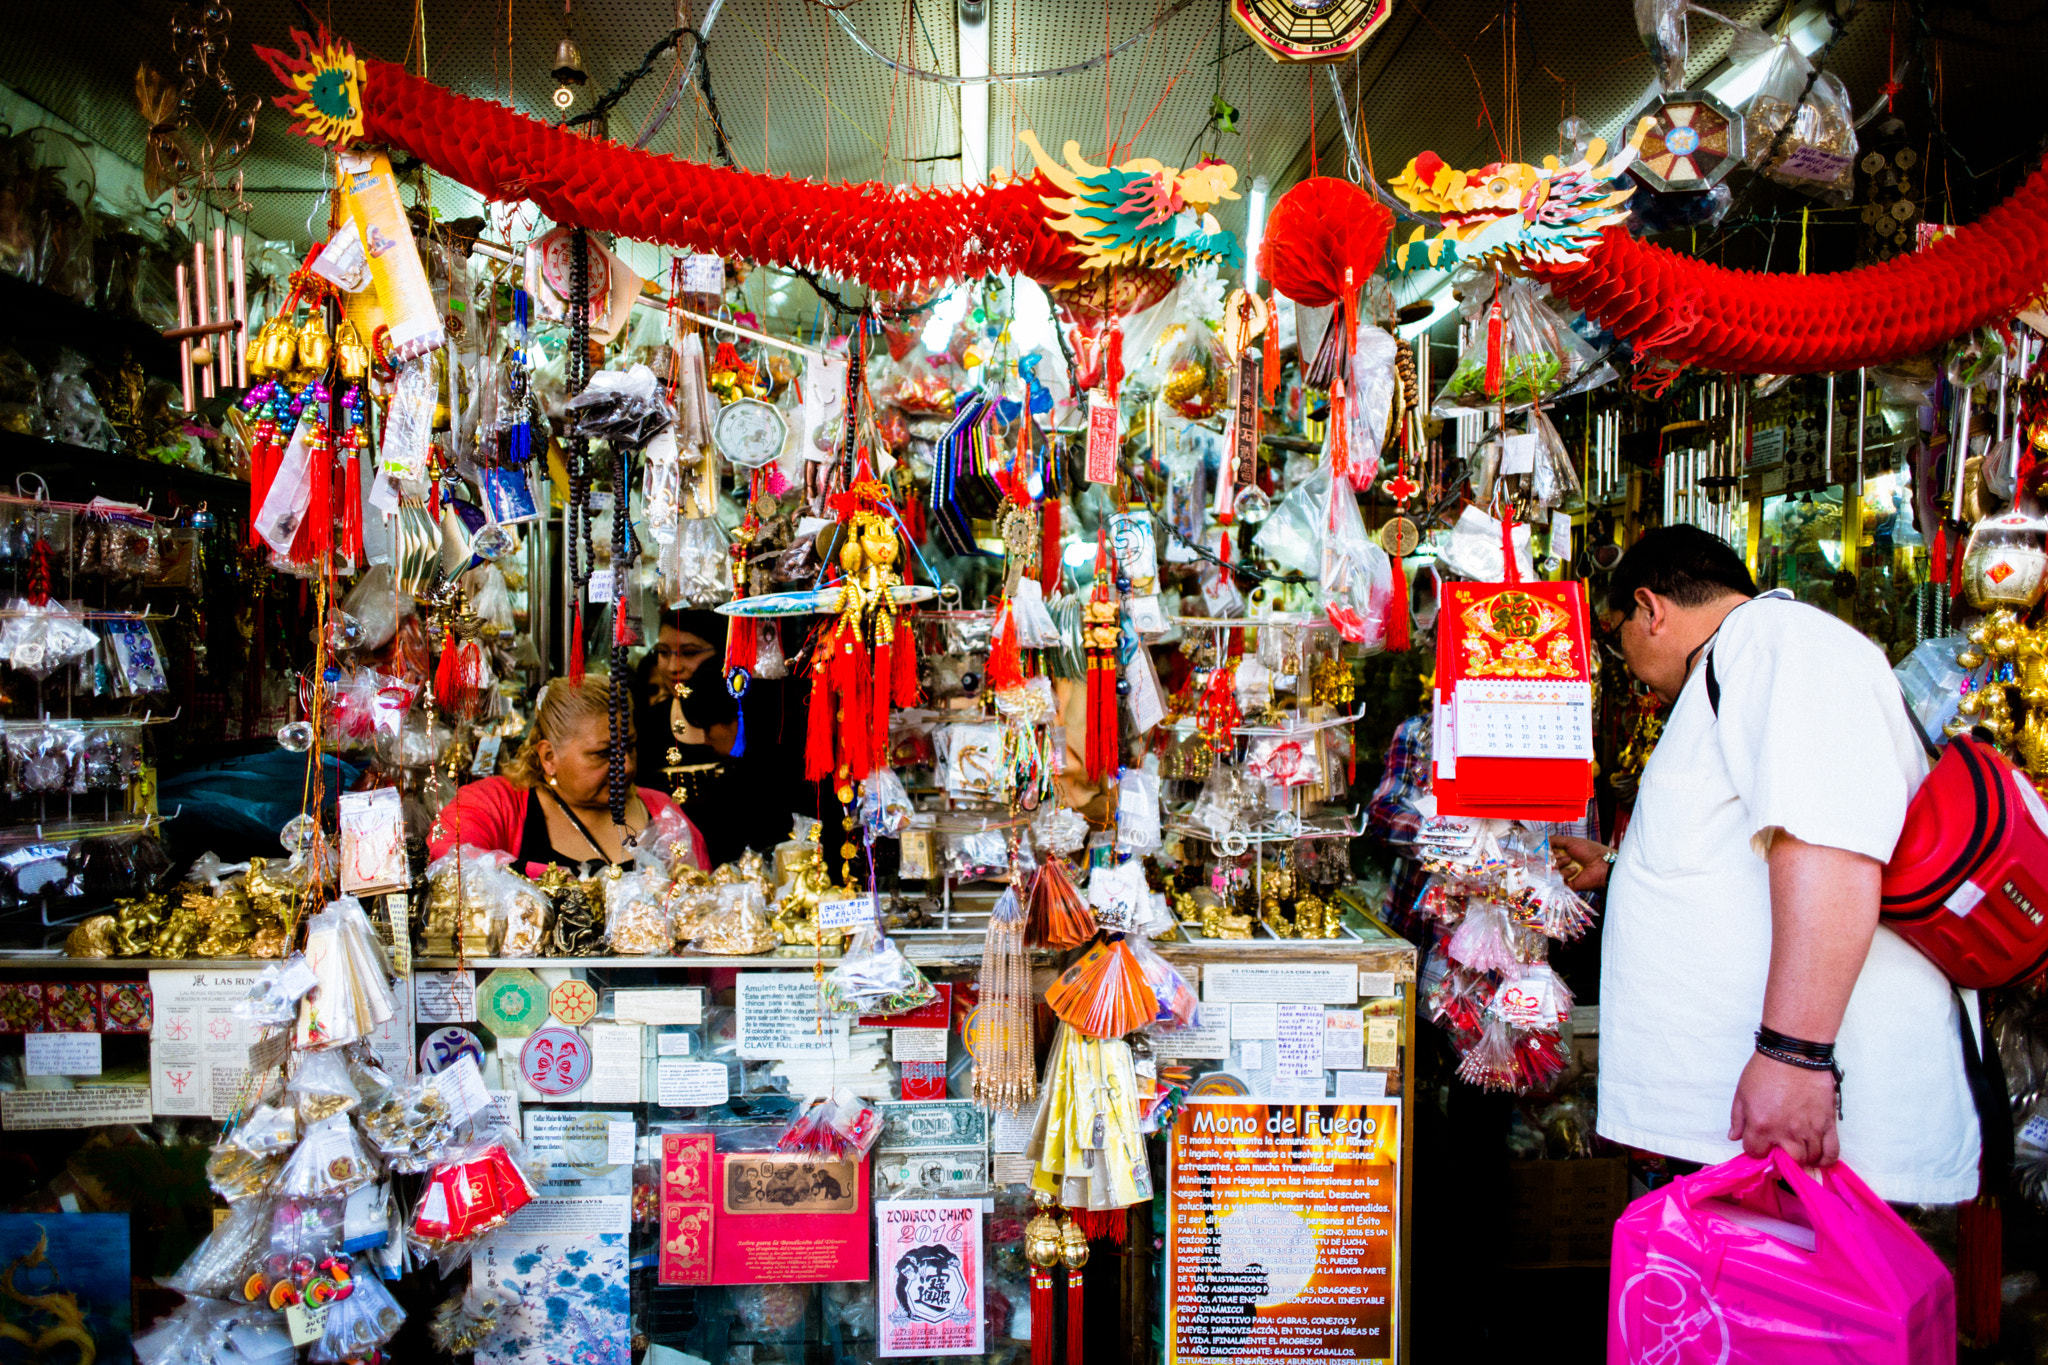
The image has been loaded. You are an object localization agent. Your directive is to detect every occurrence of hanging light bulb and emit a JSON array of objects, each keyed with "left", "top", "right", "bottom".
[{"left": 551, "top": 0, "right": 588, "bottom": 110}]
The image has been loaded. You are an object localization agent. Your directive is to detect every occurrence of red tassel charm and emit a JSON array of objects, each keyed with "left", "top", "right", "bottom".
[
  {"left": 829, "top": 628, "right": 872, "bottom": 783},
  {"left": 892, "top": 616, "right": 920, "bottom": 708},
  {"left": 1039, "top": 498, "right": 1062, "bottom": 595},
  {"left": 568, "top": 606, "right": 586, "bottom": 686},
  {"left": 433, "top": 628, "right": 461, "bottom": 710},
  {"left": 870, "top": 626, "right": 893, "bottom": 764},
  {"left": 1385, "top": 543, "right": 1410, "bottom": 652},
  {"left": 1082, "top": 533, "right": 1120, "bottom": 782},
  {"left": 1328, "top": 379, "right": 1349, "bottom": 483},
  {"left": 1499, "top": 509, "right": 1521, "bottom": 584},
  {"left": 1484, "top": 283, "right": 1506, "bottom": 396},
  {"left": 340, "top": 450, "right": 364, "bottom": 567},
  {"left": 1065, "top": 1267, "right": 1086, "bottom": 1365},
  {"left": 1067, "top": 1208, "right": 1126, "bottom": 1245},
  {"left": 988, "top": 598, "right": 1026, "bottom": 693},
  {"left": 805, "top": 632, "right": 836, "bottom": 782},
  {"left": 1028, "top": 1265, "right": 1056, "bottom": 1365},
  {"left": 1105, "top": 325, "right": 1124, "bottom": 407},
  {"left": 725, "top": 616, "right": 759, "bottom": 676}
]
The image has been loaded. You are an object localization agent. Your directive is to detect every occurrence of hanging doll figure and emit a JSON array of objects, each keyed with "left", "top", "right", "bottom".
[{"left": 805, "top": 450, "right": 921, "bottom": 804}]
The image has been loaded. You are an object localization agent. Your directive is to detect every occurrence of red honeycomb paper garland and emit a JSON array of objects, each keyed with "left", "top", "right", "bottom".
[{"left": 1529, "top": 154, "right": 2048, "bottom": 374}]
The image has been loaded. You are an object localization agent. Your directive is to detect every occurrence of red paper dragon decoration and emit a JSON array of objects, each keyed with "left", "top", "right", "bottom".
[{"left": 262, "top": 29, "right": 2048, "bottom": 375}]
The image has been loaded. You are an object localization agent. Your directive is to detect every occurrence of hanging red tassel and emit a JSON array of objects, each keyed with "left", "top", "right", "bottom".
[
  {"left": 1328, "top": 380, "right": 1349, "bottom": 483},
  {"left": 1385, "top": 543, "right": 1410, "bottom": 652},
  {"left": 1484, "top": 284, "right": 1506, "bottom": 396},
  {"left": 341, "top": 451, "right": 364, "bottom": 566},
  {"left": 988, "top": 599, "right": 1026, "bottom": 692},
  {"left": 568, "top": 606, "right": 586, "bottom": 686},
  {"left": 805, "top": 634, "right": 836, "bottom": 781},
  {"left": 1067, "top": 1208, "right": 1127, "bottom": 1244},
  {"left": 1950, "top": 526, "right": 1969, "bottom": 599},
  {"left": 1499, "top": 509, "right": 1521, "bottom": 584},
  {"left": 1066, "top": 1272, "right": 1086, "bottom": 1365},
  {"left": 433, "top": 628, "right": 461, "bottom": 710},
  {"left": 1105, "top": 324, "right": 1124, "bottom": 406},
  {"left": 870, "top": 627, "right": 894, "bottom": 765},
  {"left": 725, "top": 616, "right": 759, "bottom": 675},
  {"left": 1958, "top": 1187, "right": 2002, "bottom": 1347},
  {"left": 1029, "top": 1266, "right": 1055, "bottom": 1365},
  {"left": 1931, "top": 522, "right": 1949, "bottom": 586},
  {"left": 830, "top": 629, "right": 872, "bottom": 782},
  {"left": 892, "top": 616, "right": 920, "bottom": 708},
  {"left": 1040, "top": 498, "right": 1062, "bottom": 595}
]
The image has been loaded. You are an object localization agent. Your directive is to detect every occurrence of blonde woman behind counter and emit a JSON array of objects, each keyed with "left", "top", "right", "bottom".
[{"left": 428, "top": 675, "right": 708, "bottom": 877}]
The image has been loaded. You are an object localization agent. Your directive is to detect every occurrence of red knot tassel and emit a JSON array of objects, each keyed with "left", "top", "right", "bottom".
[
  {"left": 1040, "top": 498, "right": 1062, "bottom": 596},
  {"left": 1065, "top": 1271, "right": 1086, "bottom": 1365},
  {"left": 829, "top": 633, "right": 872, "bottom": 782},
  {"left": 1105, "top": 325, "right": 1124, "bottom": 406},
  {"left": 340, "top": 451, "right": 364, "bottom": 566},
  {"left": 1385, "top": 544, "right": 1410, "bottom": 652},
  {"left": 891, "top": 617, "right": 920, "bottom": 708},
  {"left": 1067, "top": 1208, "right": 1126, "bottom": 1244},
  {"left": 1262, "top": 305, "right": 1280, "bottom": 406},
  {"left": 568, "top": 606, "right": 586, "bottom": 686},
  {"left": 1484, "top": 288, "right": 1505, "bottom": 396},
  {"left": 1029, "top": 1267, "right": 1055, "bottom": 1365},
  {"left": 987, "top": 600, "right": 1025, "bottom": 693},
  {"left": 870, "top": 629, "right": 893, "bottom": 767},
  {"left": 804, "top": 633, "right": 836, "bottom": 781}
]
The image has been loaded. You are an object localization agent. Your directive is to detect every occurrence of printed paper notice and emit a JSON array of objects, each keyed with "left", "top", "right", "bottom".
[
  {"left": 1325, "top": 1010, "right": 1365, "bottom": 1071},
  {"left": 150, "top": 967, "right": 265, "bottom": 1118},
  {"left": 1202, "top": 962, "right": 1359, "bottom": 1005},
  {"left": 1335, "top": 1071, "right": 1389, "bottom": 1101},
  {"left": 2, "top": 1086, "right": 151, "bottom": 1130},
  {"left": 657, "top": 1060, "right": 730, "bottom": 1108},
  {"left": 736, "top": 974, "right": 850, "bottom": 1060},
  {"left": 369, "top": 976, "right": 415, "bottom": 1080},
  {"left": 1154, "top": 1014, "right": 1230, "bottom": 1061},
  {"left": 1230, "top": 1003, "right": 1278, "bottom": 1039},
  {"left": 877, "top": 1200, "right": 985, "bottom": 1357},
  {"left": 415, "top": 971, "right": 477, "bottom": 1024},
  {"left": 584, "top": 1024, "right": 642, "bottom": 1103},
  {"left": 613, "top": 989, "right": 704, "bottom": 1026},
  {"left": 892, "top": 1029, "right": 948, "bottom": 1063}
]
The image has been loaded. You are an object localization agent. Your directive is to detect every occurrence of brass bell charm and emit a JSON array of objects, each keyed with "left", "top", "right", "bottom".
[
  {"left": 248, "top": 315, "right": 291, "bottom": 378},
  {"left": 297, "top": 313, "right": 333, "bottom": 373},
  {"left": 336, "top": 317, "right": 371, "bottom": 381}
]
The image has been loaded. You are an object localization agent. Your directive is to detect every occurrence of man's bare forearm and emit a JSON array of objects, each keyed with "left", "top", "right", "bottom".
[{"left": 1761, "top": 833, "right": 1881, "bottom": 1043}]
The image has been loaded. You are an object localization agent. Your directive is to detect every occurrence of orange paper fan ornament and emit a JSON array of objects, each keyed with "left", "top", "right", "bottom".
[
  {"left": 1045, "top": 937, "right": 1158, "bottom": 1040},
  {"left": 1026, "top": 859, "right": 1097, "bottom": 950}
]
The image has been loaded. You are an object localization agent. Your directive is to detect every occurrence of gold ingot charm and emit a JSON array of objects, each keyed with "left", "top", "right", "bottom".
[{"left": 296, "top": 314, "right": 333, "bottom": 373}]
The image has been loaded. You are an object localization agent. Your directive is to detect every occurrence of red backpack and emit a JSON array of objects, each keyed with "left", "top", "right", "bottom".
[{"left": 1878, "top": 734, "right": 2048, "bottom": 990}]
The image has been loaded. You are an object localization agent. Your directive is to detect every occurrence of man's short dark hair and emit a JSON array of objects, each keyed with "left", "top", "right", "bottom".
[{"left": 1606, "top": 525, "right": 1757, "bottom": 617}]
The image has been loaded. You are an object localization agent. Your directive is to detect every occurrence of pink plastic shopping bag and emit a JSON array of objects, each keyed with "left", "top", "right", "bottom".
[{"left": 1608, "top": 1148, "right": 1954, "bottom": 1365}]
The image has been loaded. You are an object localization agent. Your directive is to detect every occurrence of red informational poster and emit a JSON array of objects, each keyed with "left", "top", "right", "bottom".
[
  {"left": 658, "top": 1140, "right": 872, "bottom": 1285},
  {"left": 1166, "top": 1100, "right": 1401, "bottom": 1364},
  {"left": 1085, "top": 394, "right": 1120, "bottom": 484},
  {"left": 711, "top": 1150, "right": 871, "bottom": 1284},
  {"left": 657, "top": 1133, "right": 715, "bottom": 1285},
  {"left": 876, "top": 1200, "right": 984, "bottom": 1358}
]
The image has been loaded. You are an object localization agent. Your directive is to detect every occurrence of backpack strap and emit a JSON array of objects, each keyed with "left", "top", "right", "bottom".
[{"left": 1957, "top": 988, "right": 2013, "bottom": 1185}]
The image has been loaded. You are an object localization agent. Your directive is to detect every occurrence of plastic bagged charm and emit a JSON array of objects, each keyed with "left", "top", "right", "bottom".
[
  {"left": 429, "top": 1284, "right": 516, "bottom": 1355},
  {"left": 1446, "top": 900, "right": 1519, "bottom": 975},
  {"left": 166, "top": 1194, "right": 278, "bottom": 1300},
  {"left": 601, "top": 866, "right": 673, "bottom": 955},
  {"left": 1455, "top": 1016, "right": 1521, "bottom": 1091},
  {"left": 1320, "top": 471, "right": 1393, "bottom": 647},
  {"left": 1128, "top": 935, "right": 1199, "bottom": 1029},
  {"left": 310, "top": 1260, "right": 405, "bottom": 1362},
  {"left": 776, "top": 1086, "right": 883, "bottom": 1160},
  {"left": 278, "top": 1114, "right": 379, "bottom": 1199},
  {"left": 1492, "top": 962, "right": 1572, "bottom": 1033},
  {"left": 359, "top": 1074, "right": 458, "bottom": 1173},
  {"left": 411, "top": 1133, "right": 538, "bottom": 1254},
  {"left": 823, "top": 924, "right": 937, "bottom": 1016}
]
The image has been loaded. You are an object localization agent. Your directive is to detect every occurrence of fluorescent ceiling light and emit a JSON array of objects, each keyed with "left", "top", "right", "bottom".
[{"left": 1242, "top": 175, "right": 1270, "bottom": 295}]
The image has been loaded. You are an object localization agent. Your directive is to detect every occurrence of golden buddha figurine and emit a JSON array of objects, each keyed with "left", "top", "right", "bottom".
[
  {"left": 420, "top": 857, "right": 499, "bottom": 958},
  {"left": 1190, "top": 887, "right": 1254, "bottom": 940},
  {"left": 770, "top": 837, "right": 849, "bottom": 950},
  {"left": 192, "top": 879, "right": 258, "bottom": 957}
]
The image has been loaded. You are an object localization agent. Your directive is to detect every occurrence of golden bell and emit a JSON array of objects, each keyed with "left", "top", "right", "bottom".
[
  {"left": 336, "top": 318, "right": 371, "bottom": 381},
  {"left": 296, "top": 314, "right": 333, "bottom": 373},
  {"left": 248, "top": 315, "right": 290, "bottom": 378}
]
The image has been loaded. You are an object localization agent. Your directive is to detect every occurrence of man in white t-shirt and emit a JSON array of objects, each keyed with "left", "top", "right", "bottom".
[{"left": 1553, "top": 526, "right": 1978, "bottom": 1203}]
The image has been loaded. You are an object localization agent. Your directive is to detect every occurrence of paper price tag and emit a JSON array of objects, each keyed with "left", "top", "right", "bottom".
[
  {"left": 606, "top": 1119, "right": 637, "bottom": 1166},
  {"left": 817, "top": 895, "right": 875, "bottom": 931},
  {"left": 682, "top": 253, "right": 725, "bottom": 293},
  {"left": 586, "top": 568, "right": 615, "bottom": 604},
  {"left": 286, "top": 1303, "right": 329, "bottom": 1346}
]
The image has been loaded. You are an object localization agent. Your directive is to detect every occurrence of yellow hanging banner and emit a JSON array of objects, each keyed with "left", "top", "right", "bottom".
[{"left": 337, "top": 151, "right": 445, "bottom": 361}]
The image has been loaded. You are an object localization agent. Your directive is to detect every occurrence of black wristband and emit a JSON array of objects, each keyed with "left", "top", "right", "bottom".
[{"left": 1753, "top": 1027, "right": 1844, "bottom": 1118}]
